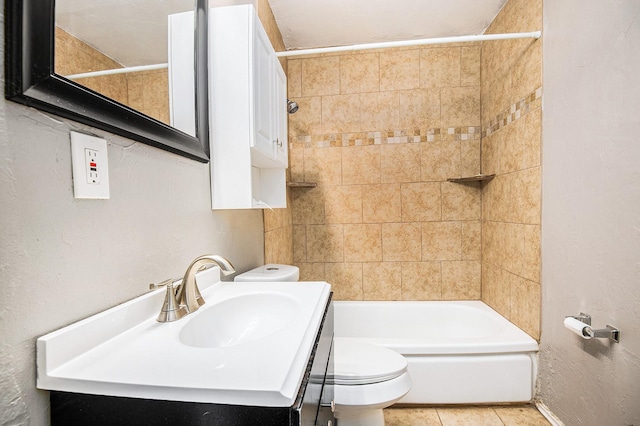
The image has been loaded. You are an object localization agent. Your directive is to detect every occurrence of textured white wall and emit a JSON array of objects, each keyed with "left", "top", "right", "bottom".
[
  {"left": 0, "top": 41, "right": 264, "bottom": 426},
  {"left": 540, "top": 1, "right": 640, "bottom": 424}
]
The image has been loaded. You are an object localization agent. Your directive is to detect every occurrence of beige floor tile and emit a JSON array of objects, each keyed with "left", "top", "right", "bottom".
[
  {"left": 494, "top": 406, "right": 551, "bottom": 425},
  {"left": 437, "top": 406, "right": 503, "bottom": 426},
  {"left": 384, "top": 407, "right": 442, "bottom": 426}
]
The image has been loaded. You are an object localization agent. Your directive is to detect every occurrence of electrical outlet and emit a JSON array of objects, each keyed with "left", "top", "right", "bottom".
[
  {"left": 70, "top": 131, "right": 110, "bottom": 199},
  {"left": 85, "top": 148, "right": 101, "bottom": 184}
]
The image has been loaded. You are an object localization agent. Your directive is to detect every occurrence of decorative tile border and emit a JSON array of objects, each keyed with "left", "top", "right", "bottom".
[
  {"left": 482, "top": 87, "right": 542, "bottom": 137},
  {"left": 291, "top": 126, "right": 481, "bottom": 149}
]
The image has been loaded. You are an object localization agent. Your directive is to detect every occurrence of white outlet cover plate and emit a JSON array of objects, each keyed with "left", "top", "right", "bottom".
[{"left": 70, "top": 131, "right": 110, "bottom": 199}]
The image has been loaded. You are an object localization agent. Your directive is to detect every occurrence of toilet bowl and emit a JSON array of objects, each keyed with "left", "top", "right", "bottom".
[
  {"left": 234, "top": 265, "right": 412, "bottom": 426},
  {"left": 331, "top": 337, "right": 411, "bottom": 426}
]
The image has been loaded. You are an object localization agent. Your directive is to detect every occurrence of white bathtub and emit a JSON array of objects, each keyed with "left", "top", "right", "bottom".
[{"left": 333, "top": 301, "right": 539, "bottom": 404}]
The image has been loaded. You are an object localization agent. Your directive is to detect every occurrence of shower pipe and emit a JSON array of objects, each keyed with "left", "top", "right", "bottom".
[
  {"left": 276, "top": 31, "right": 541, "bottom": 57},
  {"left": 65, "top": 31, "right": 541, "bottom": 79}
]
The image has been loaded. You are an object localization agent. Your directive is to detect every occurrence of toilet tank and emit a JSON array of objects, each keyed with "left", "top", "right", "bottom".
[{"left": 234, "top": 264, "right": 300, "bottom": 282}]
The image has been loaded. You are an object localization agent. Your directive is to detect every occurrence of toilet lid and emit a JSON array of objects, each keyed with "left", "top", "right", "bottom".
[{"left": 330, "top": 337, "right": 407, "bottom": 385}]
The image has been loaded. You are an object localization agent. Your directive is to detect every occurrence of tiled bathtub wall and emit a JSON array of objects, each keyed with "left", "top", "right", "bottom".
[
  {"left": 258, "top": 0, "right": 295, "bottom": 265},
  {"left": 55, "top": 28, "right": 170, "bottom": 125},
  {"left": 481, "top": 0, "right": 543, "bottom": 339},
  {"left": 286, "top": 44, "right": 483, "bottom": 301}
]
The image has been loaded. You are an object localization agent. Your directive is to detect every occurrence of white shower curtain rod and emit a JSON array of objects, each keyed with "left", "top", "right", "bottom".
[
  {"left": 65, "top": 63, "right": 169, "bottom": 80},
  {"left": 275, "top": 31, "right": 541, "bottom": 57}
]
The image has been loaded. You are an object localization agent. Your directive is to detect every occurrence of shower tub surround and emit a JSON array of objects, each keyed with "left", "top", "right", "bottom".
[{"left": 334, "top": 300, "right": 538, "bottom": 404}]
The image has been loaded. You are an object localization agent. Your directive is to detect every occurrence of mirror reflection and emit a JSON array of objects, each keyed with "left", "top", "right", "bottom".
[{"left": 54, "top": 0, "right": 196, "bottom": 136}]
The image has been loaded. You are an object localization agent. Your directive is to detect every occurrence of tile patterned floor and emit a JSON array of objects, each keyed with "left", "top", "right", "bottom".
[{"left": 384, "top": 405, "right": 551, "bottom": 426}]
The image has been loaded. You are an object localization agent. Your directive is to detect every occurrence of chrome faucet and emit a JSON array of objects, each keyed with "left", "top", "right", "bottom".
[{"left": 155, "top": 254, "right": 235, "bottom": 323}]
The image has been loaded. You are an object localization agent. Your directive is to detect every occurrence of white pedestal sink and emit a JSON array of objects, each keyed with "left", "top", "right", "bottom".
[{"left": 36, "top": 267, "right": 332, "bottom": 407}]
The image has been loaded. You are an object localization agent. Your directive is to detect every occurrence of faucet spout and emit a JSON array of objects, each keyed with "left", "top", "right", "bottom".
[{"left": 176, "top": 254, "right": 236, "bottom": 314}]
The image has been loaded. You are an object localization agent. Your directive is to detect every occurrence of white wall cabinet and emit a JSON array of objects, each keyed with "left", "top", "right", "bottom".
[{"left": 208, "top": 4, "right": 288, "bottom": 209}]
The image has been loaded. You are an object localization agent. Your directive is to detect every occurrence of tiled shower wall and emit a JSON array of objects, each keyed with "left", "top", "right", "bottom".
[
  {"left": 55, "top": 28, "right": 170, "bottom": 125},
  {"left": 258, "top": 0, "right": 296, "bottom": 265},
  {"left": 480, "top": 0, "right": 543, "bottom": 339},
  {"left": 285, "top": 45, "right": 483, "bottom": 301}
]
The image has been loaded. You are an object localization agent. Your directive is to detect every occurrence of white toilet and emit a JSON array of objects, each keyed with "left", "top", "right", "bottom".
[{"left": 235, "top": 264, "right": 412, "bottom": 426}]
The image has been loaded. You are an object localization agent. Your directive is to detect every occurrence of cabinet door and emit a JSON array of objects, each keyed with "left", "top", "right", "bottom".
[
  {"left": 274, "top": 60, "right": 288, "bottom": 168},
  {"left": 252, "top": 19, "right": 276, "bottom": 165}
]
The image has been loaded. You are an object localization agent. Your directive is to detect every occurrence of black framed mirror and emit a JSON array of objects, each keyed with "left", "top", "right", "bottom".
[{"left": 4, "top": 0, "right": 209, "bottom": 162}]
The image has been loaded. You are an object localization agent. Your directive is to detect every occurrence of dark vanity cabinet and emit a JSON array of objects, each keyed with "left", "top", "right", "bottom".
[{"left": 50, "top": 298, "right": 335, "bottom": 426}]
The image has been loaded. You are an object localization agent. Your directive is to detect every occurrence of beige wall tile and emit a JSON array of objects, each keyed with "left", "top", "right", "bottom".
[
  {"left": 523, "top": 107, "right": 542, "bottom": 169},
  {"left": 441, "top": 86, "right": 481, "bottom": 127},
  {"left": 360, "top": 91, "right": 400, "bottom": 131},
  {"left": 289, "top": 147, "right": 304, "bottom": 182},
  {"left": 482, "top": 262, "right": 512, "bottom": 319},
  {"left": 291, "top": 187, "right": 325, "bottom": 224},
  {"left": 340, "top": 53, "right": 380, "bottom": 94},
  {"left": 322, "top": 94, "right": 361, "bottom": 133},
  {"left": 381, "top": 143, "right": 421, "bottom": 183},
  {"left": 501, "top": 222, "right": 525, "bottom": 276},
  {"left": 292, "top": 225, "right": 307, "bottom": 263},
  {"left": 301, "top": 56, "right": 340, "bottom": 96},
  {"left": 304, "top": 147, "right": 342, "bottom": 185},
  {"left": 481, "top": 132, "right": 500, "bottom": 176},
  {"left": 306, "top": 224, "right": 344, "bottom": 262},
  {"left": 297, "top": 262, "right": 326, "bottom": 281},
  {"left": 461, "top": 46, "right": 481, "bottom": 86},
  {"left": 482, "top": 75, "right": 510, "bottom": 124},
  {"left": 422, "top": 221, "right": 462, "bottom": 261},
  {"left": 498, "top": 122, "right": 523, "bottom": 174},
  {"left": 399, "top": 89, "right": 441, "bottom": 129},
  {"left": 482, "top": 174, "right": 512, "bottom": 222},
  {"left": 401, "top": 182, "right": 442, "bottom": 222},
  {"left": 461, "top": 139, "right": 481, "bottom": 177},
  {"left": 264, "top": 204, "right": 290, "bottom": 231},
  {"left": 421, "top": 141, "right": 461, "bottom": 181},
  {"left": 522, "top": 224, "right": 541, "bottom": 283},
  {"left": 324, "top": 185, "right": 363, "bottom": 224},
  {"left": 363, "top": 262, "right": 402, "bottom": 300},
  {"left": 257, "top": 0, "right": 285, "bottom": 52},
  {"left": 442, "top": 260, "right": 481, "bottom": 300},
  {"left": 264, "top": 226, "right": 293, "bottom": 264},
  {"left": 362, "top": 183, "right": 402, "bottom": 223},
  {"left": 462, "top": 221, "right": 481, "bottom": 260},
  {"left": 288, "top": 96, "right": 322, "bottom": 137},
  {"left": 344, "top": 224, "right": 382, "bottom": 262},
  {"left": 420, "top": 47, "right": 461, "bottom": 88},
  {"left": 380, "top": 50, "right": 420, "bottom": 91},
  {"left": 511, "top": 40, "right": 542, "bottom": 106},
  {"left": 342, "top": 145, "right": 381, "bottom": 185},
  {"left": 287, "top": 59, "right": 302, "bottom": 98},
  {"left": 442, "top": 181, "right": 482, "bottom": 220},
  {"left": 326, "top": 263, "right": 363, "bottom": 300},
  {"left": 401, "top": 262, "right": 442, "bottom": 300},
  {"left": 382, "top": 222, "right": 422, "bottom": 262},
  {"left": 511, "top": 276, "right": 541, "bottom": 339},
  {"left": 510, "top": 167, "right": 541, "bottom": 225}
]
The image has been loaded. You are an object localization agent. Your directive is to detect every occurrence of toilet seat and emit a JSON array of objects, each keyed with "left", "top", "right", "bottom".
[{"left": 330, "top": 338, "right": 408, "bottom": 385}]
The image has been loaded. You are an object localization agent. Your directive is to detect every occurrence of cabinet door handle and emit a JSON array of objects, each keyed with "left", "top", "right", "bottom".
[
  {"left": 275, "top": 138, "right": 283, "bottom": 148},
  {"left": 330, "top": 400, "right": 335, "bottom": 412}
]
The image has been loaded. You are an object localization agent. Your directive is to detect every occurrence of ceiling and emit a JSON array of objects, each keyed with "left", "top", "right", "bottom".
[
  {"left": 269, "top": 0, "right": 509, "bottom": 51},
  {"left": 55, "top": 0, "right": 508, "bottom": 68}
]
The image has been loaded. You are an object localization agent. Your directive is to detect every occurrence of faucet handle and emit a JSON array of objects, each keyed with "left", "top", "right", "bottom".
[
  {"left": 149, "top": 278, "right": 179, "bottom": 290},
  {"left": 156, "top": 282, "right": 188, "bottom": 323}
]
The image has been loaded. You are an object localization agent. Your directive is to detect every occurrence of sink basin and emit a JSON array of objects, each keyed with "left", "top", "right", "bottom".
[
  {"left": 179, "top": 293, "right": 299, "bottom": 348},
  {"left": 36, "top": 266, "right": 331, "bottom": 407}
]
